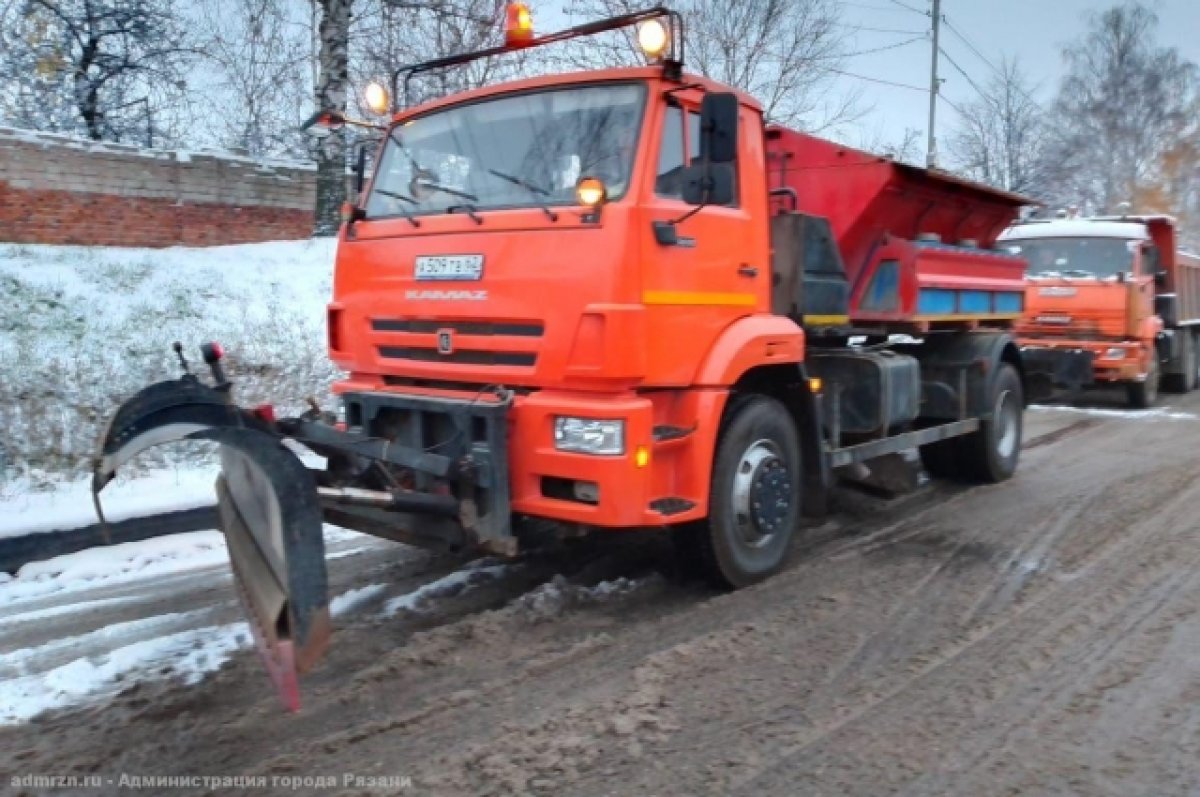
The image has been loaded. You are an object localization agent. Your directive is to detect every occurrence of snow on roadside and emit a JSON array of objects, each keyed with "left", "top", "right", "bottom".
[
  {"left": 0, "top": 568, "right": 395, "bottom": 725},
  {"left": 0, "top": 621, "right": 250, "bottom": 725},
  {"left": 1028, "top": 404, "right": 1199, "bottom": 421},
  {"left": 0, "top": 466, "right": 218, "bottom": 539},
  {"left": 0, "top": 524, "right": 370, "bottom": 609},
  {"left": 382, "top": 563, "right": 511, "bottom": 617},
  {"left": 0, "top": 238, "right": 338, "bottom": 485}
]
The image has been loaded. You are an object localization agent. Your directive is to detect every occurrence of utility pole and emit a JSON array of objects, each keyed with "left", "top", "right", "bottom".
[{"left": 926, "top": 0, "right": 942, "bottom": 168}]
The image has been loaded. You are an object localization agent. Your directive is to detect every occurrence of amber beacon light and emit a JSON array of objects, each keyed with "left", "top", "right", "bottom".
[{"left": 505, "top": 2, "right": 535, "bottom": 47}]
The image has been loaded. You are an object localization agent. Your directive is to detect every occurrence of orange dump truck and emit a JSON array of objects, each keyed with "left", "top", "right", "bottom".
[
  {"left": 93, "top": 6, "right": 1040, "bottom": 709},
  {"left": 1001, "top": 215, "right": 1200, "bottom": 406}
]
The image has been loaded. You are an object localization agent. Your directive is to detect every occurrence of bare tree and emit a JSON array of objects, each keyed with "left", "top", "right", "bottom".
[
  {"left": 0, "top": 0, "right": 191, "bottom": 143},
  {"left": 192, "top": 0, "right": 312, "bottom": 157},
  {"left": 1040, "top": 2, "right": 1200, "bottom": 214},
  {"left": 313, "top": 0, "right": 353, "bottom": 235},
  {"left": 858, "top": 125, "right": 923, "bottom": 166},
  {"left": 351, "top": 0, "right": 516, "bottom": 113},
  {"left": 947, "top": 58, "right": 1046, "bottom": 195},
  {"left": 564, "top": 0, "right": 857, "bottom": 130}
]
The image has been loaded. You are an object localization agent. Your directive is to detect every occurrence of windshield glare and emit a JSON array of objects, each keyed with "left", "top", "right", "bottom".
[
  {"left": 365, "top": 84, "right": 645, "bottom": 219},
  {"left": 1004, "top": 237, "right": 1137, "bottom": 278}
]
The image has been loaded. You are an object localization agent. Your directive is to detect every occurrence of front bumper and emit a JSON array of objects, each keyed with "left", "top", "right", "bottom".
[
  {"left": 1019, "top": 338, "right": 1150, "bottom": 391},
  {"left": 335, "top": 382, "right": 722, "bottom": 530}
]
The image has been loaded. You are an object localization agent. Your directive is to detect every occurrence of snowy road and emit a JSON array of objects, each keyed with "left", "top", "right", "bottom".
[{"left": 2, "top": 390, "right": 1199, "bottom": 796}]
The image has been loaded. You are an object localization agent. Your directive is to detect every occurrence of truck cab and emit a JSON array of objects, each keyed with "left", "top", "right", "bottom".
[
  {"left": 1002, "top": 216, "right": 1200, "bottom": 406},
  {"left": 334, "top": 66, "right": 780, "bottom": 533}
]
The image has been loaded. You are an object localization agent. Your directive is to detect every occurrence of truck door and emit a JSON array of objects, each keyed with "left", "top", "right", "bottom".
[{"left": 639, "top": 93, "right": 770, "bottom": 385}]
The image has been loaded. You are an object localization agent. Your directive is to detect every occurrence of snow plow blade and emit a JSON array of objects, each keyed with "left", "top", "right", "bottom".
[{"left": 93, "top": 376, "right": 330, "bottom": 711}]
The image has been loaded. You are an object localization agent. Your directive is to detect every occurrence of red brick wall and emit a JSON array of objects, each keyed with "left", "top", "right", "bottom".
[{"left": 0, "top": 128, "right": 317, "bottom": 247}]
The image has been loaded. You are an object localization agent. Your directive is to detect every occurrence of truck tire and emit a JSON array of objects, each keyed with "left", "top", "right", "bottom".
[
  {"left": 1127, "top": 359, "right": 1159, "bottom": 408},
  {"left": 676, "top": 394, "right": 802, "bottom": 589},
  {"left": 921, "top": 363, "right": 1023, "bottom": 484},
  {"left": 1165, "top": 331, "right": 1196, "bottom": 393}
]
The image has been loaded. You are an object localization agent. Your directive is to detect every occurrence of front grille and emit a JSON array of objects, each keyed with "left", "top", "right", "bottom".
[
  {"left": 372, "top": 319, "right": 544, "bottom": 336},
  {"left": 379, "top": 347, "right": 536, "bottom": 366},
  {"left": 372, "top": 316, "right": 543, "bottom": 369}
]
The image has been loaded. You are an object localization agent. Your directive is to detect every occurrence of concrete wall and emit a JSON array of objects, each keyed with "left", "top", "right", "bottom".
[{"left": 0, "top": 128, "right": 316, "bottom": 247}]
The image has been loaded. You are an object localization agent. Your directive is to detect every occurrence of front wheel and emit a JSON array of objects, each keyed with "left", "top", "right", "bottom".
[
  {"left": 677, "top": 395, "right": 802, "bottom": 589},
  {"left": 1127, "top": 359, "right": 1159, "bottom": 408}
]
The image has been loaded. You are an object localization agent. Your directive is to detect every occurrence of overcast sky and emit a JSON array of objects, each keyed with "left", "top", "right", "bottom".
[{"left": 830, "top": 0, "right": 1200, "bottom": 157}]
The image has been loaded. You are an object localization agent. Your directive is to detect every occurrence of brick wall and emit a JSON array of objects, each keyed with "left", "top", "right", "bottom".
[{"left": 0, "top": 127, "right": 317, "bottom": 247}]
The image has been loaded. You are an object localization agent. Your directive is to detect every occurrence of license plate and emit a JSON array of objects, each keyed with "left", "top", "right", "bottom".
[
  {"left": 1038, "top": 287, "right": 1077, "bottom": 297},
  {"left": 1036, "top": 315, "right": 1072, "bottom": 325},
  {"left": 414, "top": 254, "right": 484, "bottom": 281}
]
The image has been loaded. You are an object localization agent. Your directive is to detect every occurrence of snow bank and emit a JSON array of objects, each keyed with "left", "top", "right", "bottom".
[
  {"left": 0, "top": 620, "right": 250, "bottom": 725},
  {"left": 0, "top": 238, "right": 339, "bottom": 485},
  {"left": 0, "top": 524, "right": 365, "bottom": 609},
  {"left": 1028, "top": 404, "right": 1199, "bottom": 421},
  {"left": 0, "top": 576, "right": 410, "bottom": 724},
  {"left": 382, "top": 562, "right": 510, "bottom": 616},
  {"left": 0, "top": 466, "right": 217, "bottom": 539}
]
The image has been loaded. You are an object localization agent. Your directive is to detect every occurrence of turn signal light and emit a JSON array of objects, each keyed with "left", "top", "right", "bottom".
[{"left": 505, "top": 2, "right": 534, "bottom": 47}]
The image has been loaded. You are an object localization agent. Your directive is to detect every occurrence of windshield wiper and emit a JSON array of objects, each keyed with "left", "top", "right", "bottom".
[
  {"left": 447, "top": 204, "right": 483, "bottom": 225},
  {"left": 487, "top": 168, "right": 558, "bottom": 221},
  {"left": 373, "top": 188, "right": 421, "bottom": 228},
  {"left": 415, "top": 179, "right": 478, "bottom": 202}
]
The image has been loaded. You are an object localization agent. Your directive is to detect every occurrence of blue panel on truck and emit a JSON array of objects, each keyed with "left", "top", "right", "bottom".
[
  {"left": 960, "top": 290, "right": 991, "bottom": 313},
  {"left": 918, "top": 288, "right": 957, "bottom": 314},
  {"left": 995, "top": 291, "right": 1024, "bottom": 313}
]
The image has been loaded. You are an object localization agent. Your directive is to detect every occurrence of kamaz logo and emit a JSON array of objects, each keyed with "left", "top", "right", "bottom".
[{"left": 405, "top": 289, "right": 488, "bottom": 301}]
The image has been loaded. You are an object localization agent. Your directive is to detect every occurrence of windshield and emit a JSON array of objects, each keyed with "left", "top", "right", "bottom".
[
  {"left": 1003, "top": 237, "right": 1136, "bottom": 278},
  {"left": 365, "top": 83, "right": 646, "bottom": 220}
]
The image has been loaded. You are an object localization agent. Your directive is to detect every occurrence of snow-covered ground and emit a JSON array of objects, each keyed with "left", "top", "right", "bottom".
[
  {"left": 0, "top": 238, "right": 338, "bottom": 488},
  {"left": 0, "top": 520, "right": 387, "bottom": 724},
  {"left": 0, "top": 466, "right": 218, "bottom": 539}
]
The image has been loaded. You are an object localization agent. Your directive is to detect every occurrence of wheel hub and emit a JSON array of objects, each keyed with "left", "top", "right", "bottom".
[{"left": 732, "top": 440, "right": 792, "bottom": 549}]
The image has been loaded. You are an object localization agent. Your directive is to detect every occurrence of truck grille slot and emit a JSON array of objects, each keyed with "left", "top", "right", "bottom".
[
  {"left": 372, "top": 318, "right": 544, "bottom": 336},
  {"left": 378, "top": 347, "right": 537, "bottom": 367}
]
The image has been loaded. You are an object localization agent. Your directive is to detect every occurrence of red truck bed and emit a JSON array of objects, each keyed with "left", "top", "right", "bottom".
[{"left": 765, "top": 127, "right": 1032, "bottom": 328}]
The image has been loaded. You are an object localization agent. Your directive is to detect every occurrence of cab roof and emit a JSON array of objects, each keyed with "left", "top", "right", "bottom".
[{"left": 393, "top": 67, "right": 763, "bottom": 122}]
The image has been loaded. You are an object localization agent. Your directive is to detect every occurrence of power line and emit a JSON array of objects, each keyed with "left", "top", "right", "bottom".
[
  {"left": 939, "top": 46, "right": 991, "bottom": 103},
  {"left": 821, "top": 66, "right": 929, "bottom": 93},
  {"left": 836, "top": 23, "right": 928, "bottom": 35},
  {"left": 887, "top": 0, "right": 929, "bottom": 15},
  {"left": 942, "top": 16, "right": 1003, "bottom": 79},
  {"left": 839, "top": 1, "right": 923, "bottom": 14},
  {"left": 842, "top": 35, "right": 928, "bottom": 59}
]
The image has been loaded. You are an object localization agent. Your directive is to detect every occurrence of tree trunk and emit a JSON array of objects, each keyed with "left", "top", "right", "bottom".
[{"left": 313, "top": 0, "right": 353, "bottom": 236}]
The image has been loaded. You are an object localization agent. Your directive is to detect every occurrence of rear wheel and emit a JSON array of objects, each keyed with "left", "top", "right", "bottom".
[
  {"left": 676, "top": 395, "right": 802, "bottom": 589},
  {"left": 1165, "top": 331, "right": 1196, "bottom": 393},
  {"left": 919, "top": 363, "right": 1023, "bottom": 484},
  {"left": 1127, "top": 358, "right": 1160, "bottom": 408}
]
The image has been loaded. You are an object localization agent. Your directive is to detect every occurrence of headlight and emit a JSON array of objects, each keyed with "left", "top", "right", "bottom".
[
  {"left": 1105, "top": 347, "right": 1126, "bottom": 359},
  {"left": 553, "top": 417, "right": 624, "bottom": 455}
]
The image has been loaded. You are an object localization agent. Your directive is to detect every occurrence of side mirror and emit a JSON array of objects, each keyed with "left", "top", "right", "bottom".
[
  {"left": 699, "top": 92, "right": 738, "bottom": 164},
  {"left": 682, "top": 162, "right": 735, "bottom": 206}
]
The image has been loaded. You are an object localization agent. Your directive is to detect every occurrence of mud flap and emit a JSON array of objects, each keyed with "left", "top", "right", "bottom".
[{"left": 94, "top": 377, "right": 330, "bottom": 711}]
